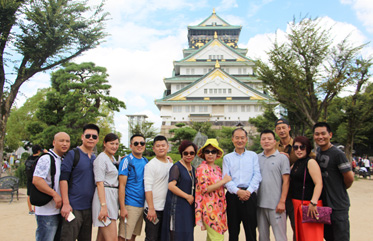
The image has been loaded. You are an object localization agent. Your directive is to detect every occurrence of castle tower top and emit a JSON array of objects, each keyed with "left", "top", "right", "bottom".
[{"left": 187, "top": 10, "right": 242, "bottom": 49}]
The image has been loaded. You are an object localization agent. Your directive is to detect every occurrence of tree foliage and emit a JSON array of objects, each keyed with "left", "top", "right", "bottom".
[
  {"left": 190, "top": 122, "right": 216, "bottom": 138},
  {"left": 29, "top": 62, "right": 125, "bottom": 149},
  {"left": 169, "top": 125, "right": 197, "bottom": 153},
  {"left": 128, "top": 120, "right": 158, "bottom": 141},
  {"left": 0, "top": 0, "right": 108, "bottom": 161},
  {"left": 5, "top": 88, "right": 49, "bottom": 151},
  {"left": 256, "top": 17, "right": 364, "bottom": 129},
  {"left": 327, "top": 60, "right": 373, "bottom": 159}
]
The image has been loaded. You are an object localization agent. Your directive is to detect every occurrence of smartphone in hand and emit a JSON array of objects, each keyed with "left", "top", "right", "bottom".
[
  {"left": 102, "top": 218, "right": 112, "bottom": 226},
  {"left": 144, "top": 208, "right": 159, "bottom": 225}
]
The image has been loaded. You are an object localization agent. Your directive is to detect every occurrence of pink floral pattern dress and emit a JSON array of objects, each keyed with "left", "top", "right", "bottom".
[{"left": 195, "top": 161, "right": 228, "bottom": 234}]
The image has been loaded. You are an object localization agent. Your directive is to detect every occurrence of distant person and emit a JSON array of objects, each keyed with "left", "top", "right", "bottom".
[
  {"left": 222, "top": 128, "right": 262, "bottom": 241},
  {"left": 257, "top": 130, "right": 290, "bottom": 241},
  {"left": 143, "top": 135, "right": 173, "bottom": 241},
  {"left": 195, "top": 139, "right": 231, "bottom": 241},
  {"left": 60, "top": 124, "right": 100, "bottom": 241},
  {"left": 33, "top": 132, "right": 70, "bottom": 241},
  {"left": 25, "top": 144, "right": 43, "bottom": 215},
  {"left": 274, "top": 118, "right": 297, "bottom": 241},
  {"left": 363, "top": 156, "right": 371, "bottom": 177},
  {"left": 161, "top": 140, "right": 197, "bottom": 241},
  {"left": 313, "top": 122, "right": 354, "bottom": 241},
  {"left": 118, "top": 134, "right": 148, "bottom": 241},
  {"left": 290, "top": 136, "right": 323, "bottom": 241},
  {"left": 92, "top": 133, "right": 120, "bottom": 240}
]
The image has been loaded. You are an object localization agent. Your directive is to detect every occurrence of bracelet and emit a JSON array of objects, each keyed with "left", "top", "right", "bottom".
[
  {"left": 101, "top": 203, "right": 106, "bottom": 207},
  {"left": 310, "top": 201, "right": 317, "bottom": 206}
]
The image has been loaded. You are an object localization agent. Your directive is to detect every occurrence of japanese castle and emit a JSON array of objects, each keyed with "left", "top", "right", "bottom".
[{"left": 155, "top": 10, "right": 275, "bottom": 136}]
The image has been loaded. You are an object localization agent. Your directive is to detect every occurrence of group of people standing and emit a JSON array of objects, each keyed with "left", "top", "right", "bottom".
[{"left": 30, "top": 119, "right": 354, "bottom": 241}]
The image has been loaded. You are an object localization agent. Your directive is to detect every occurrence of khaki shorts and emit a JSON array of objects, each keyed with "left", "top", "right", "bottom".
[{"left": 118, "top": 205, "right": 144, "bottom": 239}]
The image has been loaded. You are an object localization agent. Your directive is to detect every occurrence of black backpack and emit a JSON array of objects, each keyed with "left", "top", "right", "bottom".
[
  {"left": 25, "top": 155, "right": 39, "bottom": 182},
  {"left": 30, "top": 153, "right": 56, "bottom": 206},
  {"left": 30, "top": 148, "right": 80, "bottom": 206}
]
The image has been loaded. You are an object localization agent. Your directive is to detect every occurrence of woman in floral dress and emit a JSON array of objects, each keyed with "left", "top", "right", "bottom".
[{"left": 195, "top": 139, "right": 231, "bottom": 241}]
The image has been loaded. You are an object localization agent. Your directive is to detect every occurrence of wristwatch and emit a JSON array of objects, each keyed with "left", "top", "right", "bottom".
[
  {"left": 101, "top": 203, "right": 106, "bottom": 207},
  {"left": 310, "top": 201, "right": 317, "bottom": 206}
]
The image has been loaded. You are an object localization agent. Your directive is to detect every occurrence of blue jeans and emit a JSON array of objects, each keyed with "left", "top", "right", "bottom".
[{"left": 36, "top": 214, "right": 61, "bottom": 241}]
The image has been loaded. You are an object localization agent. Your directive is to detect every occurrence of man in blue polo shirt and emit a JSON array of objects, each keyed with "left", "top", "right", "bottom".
[
  {"left": 118, "top": 134, "right": 148, "bottom": 241},
  {"left": 60, "top": 124, "right": 100, "bottom": 241}
]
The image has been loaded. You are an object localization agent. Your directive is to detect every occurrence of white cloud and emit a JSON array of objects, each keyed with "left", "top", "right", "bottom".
[
  {"left": 340, "top": 0, "right": 373, "bottom": 33},
  {"left": 216, "top": 0, "right": 238, "bottom": 12},
  {"left": 247, "top": 0, "right": 274, "bottom": 17},
  {"left": 243, "top": 16, "right": 371, "bottom": 63}
]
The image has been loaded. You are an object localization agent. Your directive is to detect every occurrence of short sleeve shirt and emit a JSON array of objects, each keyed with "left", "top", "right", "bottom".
[
  {"left": 118, "top": 153, "right": 148, "bottom": 207},
  {"left": 60, "top": 148, "right": 96, "bottom": 210},
  {"left": 316, "top": 146, "right": 351, "bottom": 210},
  {"left": 93, "top": 152, "right": 118, "bottom": 187},
  {"left": 257, "top": 150, "right": 290, "bottom": 209},
  {"left": 34, "top": 150, "right": 62, "bottom": 215}
]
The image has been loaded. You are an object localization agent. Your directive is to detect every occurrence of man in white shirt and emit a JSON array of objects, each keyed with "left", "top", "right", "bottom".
[
  {"left": 33, "top": 132, "right": 70, "bottom": 241},
  {"left": 143, "top": 135, "right": 173, "bottom": 241}
]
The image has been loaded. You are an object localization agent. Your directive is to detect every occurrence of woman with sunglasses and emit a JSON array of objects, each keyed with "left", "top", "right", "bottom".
[
  {"left": 195, "top": 139, "right": 231, "bottom": 241},
  {"left": 290, "top": 136, "right": 323, "bottom": 241},
  {"left": 161, "top": 140, "right": 197, "bottom": 241},
  {"left": 92, "top": 133, "right": 120, "bottom": 241}
]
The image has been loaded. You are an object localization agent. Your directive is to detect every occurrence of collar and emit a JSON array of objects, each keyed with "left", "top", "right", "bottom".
[
  {"left": 278, "top": 137, "right": 294, "bottom": 147},
  {"left": 233, "top": 149, "right": 247, "bottom": 156},
  {"left": 260, "top": 149, "right": 279, "bottom": 157}
]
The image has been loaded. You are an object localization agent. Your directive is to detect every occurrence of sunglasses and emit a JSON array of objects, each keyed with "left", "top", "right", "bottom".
[
  {"left": 293, "top": 145, "right": 306, "bottom": 151},
  {"left": 85, "top": 134, "right": 98, "bottom": 140},
  {"left": 183, "top": 151, "right": 195, "bottom": 156},
  {"left": 204, "top": 149, "right": 218, "bottom": 155},
  {"left": 133, "top": 141, "right": 145, "bottom": 146}
]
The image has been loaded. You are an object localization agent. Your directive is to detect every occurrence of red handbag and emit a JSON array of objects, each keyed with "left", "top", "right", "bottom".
[{"left": 300, "top": 165, "right": 332, "bottom": 225}]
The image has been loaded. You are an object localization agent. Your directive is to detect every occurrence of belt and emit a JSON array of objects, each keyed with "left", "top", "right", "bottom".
[{"left": 104, "top": 186, "right": 118, "bottom": 189}]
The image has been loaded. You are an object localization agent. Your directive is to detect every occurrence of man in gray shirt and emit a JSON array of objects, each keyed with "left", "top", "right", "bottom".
[{"left": 257, "top": 130, "right": 290, "bottom": 241}]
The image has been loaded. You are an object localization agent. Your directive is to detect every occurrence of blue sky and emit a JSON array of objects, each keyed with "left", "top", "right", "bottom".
[{"left": 17, "top": 0, "right": 373, "bottom": 145}]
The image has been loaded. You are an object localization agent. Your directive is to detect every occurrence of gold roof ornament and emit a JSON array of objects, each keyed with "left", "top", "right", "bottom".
[
  {"left": 214, "top": 31, "right": 218, "bottom": 39},
  {"left": 213, "top": 8, "right": 216, "bottom": 14},
  {"left": 215, "top": 60, "right": 220, "bottom": 68}
]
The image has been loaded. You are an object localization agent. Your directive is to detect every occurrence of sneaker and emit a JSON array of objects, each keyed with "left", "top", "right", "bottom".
[{"left": 29, "top": 211, "right": 35, "bottom": 215}]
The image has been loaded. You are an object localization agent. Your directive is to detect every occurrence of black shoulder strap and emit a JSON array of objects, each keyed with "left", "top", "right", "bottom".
[
  {"left": 286, "top": 145, "right": 292, "bottom": 155},
  {"left": 68, "top": 148, "right": 80, "bottom": 187},
  {"left": 38, "top": 153, "right": 56, "bottom": 189}
]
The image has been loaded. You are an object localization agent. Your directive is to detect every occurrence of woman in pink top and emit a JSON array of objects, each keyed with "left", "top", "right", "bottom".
[{"left": 195, "top": 139, "right": 231, "bottom": 241}]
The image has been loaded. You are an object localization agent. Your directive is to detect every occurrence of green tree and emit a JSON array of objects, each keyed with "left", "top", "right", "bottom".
[
  {"left": 249, "top": 105, "right": 278, "bottom": 133},
  {"left": 190, "top": 122, "right": 216, "bottom": 138},
  {"left": 5, "top": 88, "right": 49, "bottom": 151},
  {"left": 169, "top": 125, "right": 197, "bottom": 153},
  {"left": 0, "top": 0, "right": 108, "bottom": 161},
  {"left": 215, "top": 126, "right": 235, "bottom": 153},
  {"left": 343, "top": 58, "right": 373, "bottom": 160},
  {"left": 327, "top": 60, "right": 373, "bottom": 160},
  {"left": 129, "top": 120, "right": 158, "bottom": 141},
  {"left": 31, "top": 62, "right": 125, "bottom": 148},
  {"left": 256, "top": 17, "right": 364, "bottom": 130}
]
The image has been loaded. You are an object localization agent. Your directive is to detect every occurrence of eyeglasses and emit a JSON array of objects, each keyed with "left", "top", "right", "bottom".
[
  {"left": 85, "top": 134, "right": 98, "bottom": 140},
  {"left": 293, "top": 145, "right": 306, "bottom": 151},
  {"left": 133, "top": 141, "right": 145, "bottom": 146},
  {"left": 204, "top": 150, "right": 217, "bottom": 155},
  {"left": 183, "top": 151, "right": 195, "bottom": 156}
]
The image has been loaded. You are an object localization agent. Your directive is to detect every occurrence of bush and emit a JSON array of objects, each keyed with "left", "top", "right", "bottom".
[{"left": 14, "top": 162, "right": 27, "bottom": 187}]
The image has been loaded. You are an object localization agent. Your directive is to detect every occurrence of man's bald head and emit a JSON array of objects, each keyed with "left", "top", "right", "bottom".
[{"left": 53, "top": 132, "right": 71, "bottom": 156}]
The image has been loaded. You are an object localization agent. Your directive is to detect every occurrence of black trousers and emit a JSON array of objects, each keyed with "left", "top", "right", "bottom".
[
  {"left": 143, "top": 209, "right": 163, "bottom": 241},
  {"left": 226, "top": 192, "right": 257, "bottom": 241}
]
